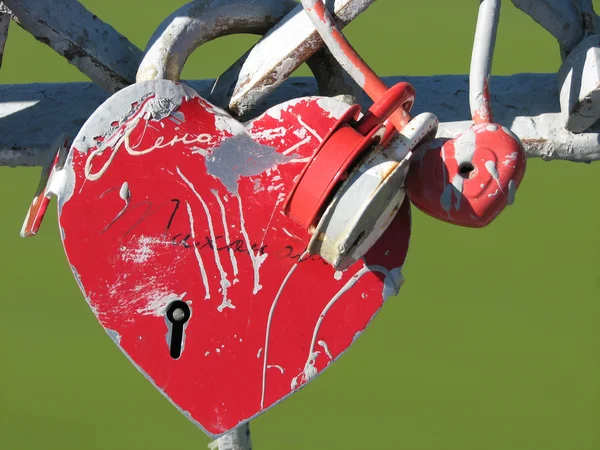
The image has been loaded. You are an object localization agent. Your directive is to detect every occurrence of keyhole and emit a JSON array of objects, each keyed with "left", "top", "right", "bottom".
[
  {"left": 166, "top": 300, "right": 191, "bottom": 359},
  {"left": 458, "top": 162, "right": 475, "bottom": 178}
]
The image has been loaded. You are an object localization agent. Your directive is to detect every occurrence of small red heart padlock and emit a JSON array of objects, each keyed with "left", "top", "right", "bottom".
[
  {"left": 405, "top": 123, "right": 526, "bottom": 227},
  {"left": 405, "top": 0, "right": 527, "bottom": 227}
]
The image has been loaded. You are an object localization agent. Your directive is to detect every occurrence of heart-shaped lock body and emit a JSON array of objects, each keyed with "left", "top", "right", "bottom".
[
  {"left": 405, "top": 123, "right": 526, "bottom": 227},
  {"left": 49, "top": 79, "right": 410, "bottom": 438}
]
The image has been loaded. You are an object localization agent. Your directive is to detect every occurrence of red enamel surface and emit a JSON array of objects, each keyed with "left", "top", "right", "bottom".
[
  {"left": 58, "top": 85, "right": 411, "bottom": 437},
  {"left": 405, "top": 123, "right": 527, "bottom": 228}
]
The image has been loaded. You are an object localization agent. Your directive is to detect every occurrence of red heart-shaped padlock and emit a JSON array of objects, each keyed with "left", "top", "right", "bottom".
[
  {"left": 36, "top": 80, "right": 410, "bottom": 438},
  {"left": 405, "top": 123, "right": 526, "bottom": 227}
]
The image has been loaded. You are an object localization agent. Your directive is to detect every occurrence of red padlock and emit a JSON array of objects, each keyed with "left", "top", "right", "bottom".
[
  {"left": 283, "top": 82, "right": 416, "bottom": 232},
  {"left": 406, "top": 123, "right": 526, "bottom": 227},
  {"left": 405, "top": 0, "right": 527, "bottom": 227},
  {"left": 286, "top": 0, "right": 439, "bottom": 270}
]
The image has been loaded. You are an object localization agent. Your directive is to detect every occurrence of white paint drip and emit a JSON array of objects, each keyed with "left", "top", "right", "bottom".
[
  {"left": 441, "top": 184, "right": 453, "bottom": 214},
  {"left": 451, "top": 174, "right": 464, "bottom": 210},
  {"left": 440, "top": 146, "right": 452, "bottom": 215},
  {"left": 104, "top": 181, "right": 131, "bottom": 230},
  {"left": 291, "top": 266, "right": 373, "bottom": 390},
  {"left": 267, "top": 365, "right": 285, "bottom": 374},
  {"left": 318, "top": 340, "right": 333, "bottom": 360},
  {"left": 213, "top": 190, "right": 239, "bottom": 280},
  {"left": 237, "top": 195, "right": 268, "bottom": 295},
  {"left": 185, "top": 201, "right": 210, "bottom": 300},
  {"left": 282, "top": 136, "right": 311, "bottom": 155},
  {"left": 178, "top": 168, "right": 233, "bottom": 311},
  {"left": 485, "top": 160, "right": 505, "bottom": 194},
  {"left": 507, "top": 179, "right": 517, "bottom": 205},
  {"left": 257, "top": 348, "right": 263, "bottom": 358},
  {"left": 281, "top": 228, "right": 300, "bottom": 240},
  {"left": 260, "top": 252, "right": 308, "bottom": 409},
  {"left": 297, "top": 116, "right": 323, "bottom": 142}
]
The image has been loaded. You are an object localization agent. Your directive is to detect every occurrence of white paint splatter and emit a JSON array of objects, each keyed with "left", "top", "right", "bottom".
[
  {"left": 502, "top": 151, "right": 519, "bottom": 167},
  {"left": 137, "top": 291, "right": 187, "bottom": 317},
  {"left": 185, "top": 201, "right": 210, "bottom": 300},
  {"left": 293, "top": 128, "right": 308, "bottom": 139},
  {"left": 507, "top": 179, "right": 517, "bottom": 205},
  {"left": 178, "top": 168, "right": 233, "bottom": 310},
  {"left": 451, "top": 174, "right": 464, "bottom": 210},
  {"left": 251, "top": 126, "right": 288, "bottom": 141},
  {"left": 260, "top": 252, "right": 307, "bottom": 408},
  {"left": 485, "top": 160, "right": 505, "bottom": 194},
  {"left": 318, "top": 340, "right": 333, "bottom": 360},
  {"left": 282, "top": 136, "right": 311, "bottom": 155},
  {"left": 334, "top": 271, "right": 343, "bottom": 281},
  {"left": 237, "top": 195, "right": 268, "bottom": 295},
  {"left": 212, "top": 190, "right": 239, "bottom": 282},
  {"left": 267, "top": 365, "right": 285, "bottom": 374},
  {"left": 297, "top": 116, "right": 323, "bottom": 142},
  {"left": 120, "top": 235, "right": 167, "bottom": 264}
]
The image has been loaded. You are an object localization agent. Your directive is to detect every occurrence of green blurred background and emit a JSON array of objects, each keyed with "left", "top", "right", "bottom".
[{"left": 1, "top": 1, "right": 599, "bottom": 449}]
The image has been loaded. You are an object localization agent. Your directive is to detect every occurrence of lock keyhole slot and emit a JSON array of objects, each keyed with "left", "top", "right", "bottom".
[
  {"left": 458, "top": 162, "right": 476, "bottom": 179},
  {"left": 165, "top": 300, "right": 191, "bottom": 359}
]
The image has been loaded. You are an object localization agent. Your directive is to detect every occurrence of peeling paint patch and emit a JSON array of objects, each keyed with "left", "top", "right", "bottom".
[{"left": 205, "top": 133, "right": 292, "bottom": 195}]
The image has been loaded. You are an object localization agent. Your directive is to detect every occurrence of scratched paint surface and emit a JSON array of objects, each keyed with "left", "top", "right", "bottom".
[{"left": 55, "top": 79, "right": 410, "bottom": 437}]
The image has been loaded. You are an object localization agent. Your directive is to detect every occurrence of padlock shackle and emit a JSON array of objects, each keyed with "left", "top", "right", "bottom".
[
  {"left": 137, "top": 0, "right": 299, "bottom": 83},
  {"left": 136, "top": 0, "right": 359, "bottom": 107},
  {"left": 469, "top": 0, "right": 500, "bottom": 124},
  {"left": 299, "top": 0, "right": 413, "bottom": 137}
]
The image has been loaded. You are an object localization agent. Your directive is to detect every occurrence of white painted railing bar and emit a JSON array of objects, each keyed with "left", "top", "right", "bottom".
[
  {"left": 510, "top": 0, "right": 590, "bottom": 59},
  {"left": 1, "top": 0, "right": 142, "bottom": 92},
  {"left": 1, "top": 74, "right": 598, "bottom": 168},
  {"left": 216, "top": 0, "right": 375, "bottom": 116}
]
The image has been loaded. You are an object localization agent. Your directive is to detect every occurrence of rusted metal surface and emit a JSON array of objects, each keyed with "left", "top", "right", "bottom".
[
  {"left": 26, "top": 78, "right": 410, "bottom": 438},
  {"left": 0, "top": 7, "right": 9, "bottom": 68},
  {"left": 221, "top": 0, "right": 376, "bottom": 117},
  {"left": 2, "top": 0, "right": 141, "bottom": 93},
  {"left": 2, "top": 75, "right": 600, "bottom": 166}
]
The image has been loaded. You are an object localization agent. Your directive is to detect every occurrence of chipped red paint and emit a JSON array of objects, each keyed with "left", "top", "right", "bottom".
[
  {"left": 54, "top": 80, "right": 410, "bottom": 438},
  {"left": 406, "top": 123, "right": 527, "bottom": 227}
]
